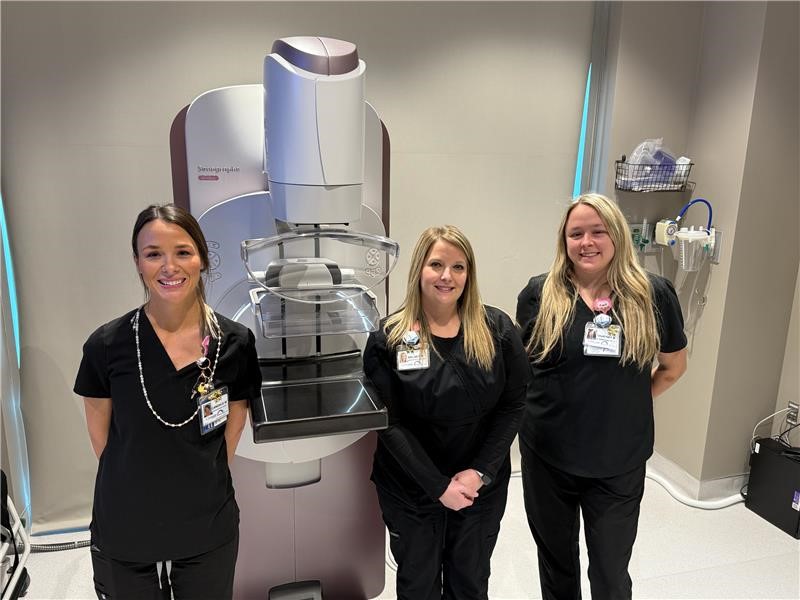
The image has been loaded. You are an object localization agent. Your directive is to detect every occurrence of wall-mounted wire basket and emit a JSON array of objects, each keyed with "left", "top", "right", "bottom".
[{"left": 615, "top": 160, "right": 693, "bottom": 192}]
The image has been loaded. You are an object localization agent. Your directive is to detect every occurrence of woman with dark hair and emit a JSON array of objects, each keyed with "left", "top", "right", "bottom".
[
  {"left": 364, "top": 225, "right": 530, "bottom": 599},
  {"left": 75, "top": 204, "right": 261, "bottom": 599},
  {"left": 517, "top": 194, "right": 687, "bottom": 599}
]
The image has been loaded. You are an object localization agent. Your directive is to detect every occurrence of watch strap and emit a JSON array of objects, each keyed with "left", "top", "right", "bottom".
[{"left": 474, "top": 469, "right": 492, "bottom": 486}]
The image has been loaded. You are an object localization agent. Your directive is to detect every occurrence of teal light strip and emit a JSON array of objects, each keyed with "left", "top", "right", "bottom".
[
  {"left": 572, "top": 63, "right": 592, "bottom": 198},
  {"left": 0, "top": 193, "right": 20, "bottom": 367}
]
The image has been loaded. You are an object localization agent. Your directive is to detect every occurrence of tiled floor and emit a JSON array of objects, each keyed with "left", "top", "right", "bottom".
[{"left": 18, "top": 474, "right": 800, "bottom": 599}]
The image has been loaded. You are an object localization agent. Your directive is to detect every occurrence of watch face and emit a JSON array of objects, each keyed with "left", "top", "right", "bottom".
[{"left": 480, "top": 473, "right": 492, "bottom": 486}]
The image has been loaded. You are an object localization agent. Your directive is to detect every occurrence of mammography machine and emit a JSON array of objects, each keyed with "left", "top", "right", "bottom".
[{"left": 176, "top": 37, "right": 397, "bottom": 598}]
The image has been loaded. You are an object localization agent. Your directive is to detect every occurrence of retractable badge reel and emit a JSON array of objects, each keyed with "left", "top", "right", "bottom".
[
  {"left": 196, "top": 335, "right": 229, "bottom": 434},
  {"left": 584, "top": 297, "right": 622, "bottom": 357},
  {"left": 397, "top": 330, "right": 430, "bottom": 371}
]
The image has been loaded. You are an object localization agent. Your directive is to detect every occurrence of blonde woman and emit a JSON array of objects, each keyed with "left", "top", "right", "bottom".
[
  {"left": 364, "top": 225, "right": 530, "bottom": 600},
  {"left": 516, "top": 194, "right": 687, "bottom": 600}
]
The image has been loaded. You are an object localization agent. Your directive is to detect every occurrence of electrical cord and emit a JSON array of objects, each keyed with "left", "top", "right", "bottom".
[
  {"left": 16, "top": 539, "right": 90, "bottom": 553},
  {"left": 751, "top": 407, "right": 791, "bottom": 451},
  {"left": 526, "top": 464, "right": 743, "bottom": 511},
  {"left": 644, "top": 467, "right": 743, "bottom": 510},
  {"left": 525, "top": 468, "right": 743, "bottom": 510},
  {"left": 778, "top": 421, "right": 800, "bottom": 446}
]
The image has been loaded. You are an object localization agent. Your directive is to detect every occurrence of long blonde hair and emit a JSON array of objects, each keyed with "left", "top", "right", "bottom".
[
  {"left": 529, "top": 194, "right": 659, "bottom": 369},
  {"left": 385, "top": 225, "right": 495, "bottom": 370}
]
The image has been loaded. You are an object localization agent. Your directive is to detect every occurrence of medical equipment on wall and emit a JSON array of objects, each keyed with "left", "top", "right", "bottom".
[
  {"left": 179, "top": 36, "right": 395, "bottom": 599},
  {"left": 653, "top": 198, "right": 720, "bottom": 272},
  {"left": 619, "top": 191, "right": 721, "bottom": 346}
]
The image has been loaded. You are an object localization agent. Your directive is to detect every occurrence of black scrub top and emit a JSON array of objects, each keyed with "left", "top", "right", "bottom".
[
  {"left": 74, "top": 308, "right": 262, "bottom": 562},
  {"left": 516, "top": 274, "right": 686, "bottom": 478},
  {"left": 363, "top": 306, "right": 530, "bottom": 506}
]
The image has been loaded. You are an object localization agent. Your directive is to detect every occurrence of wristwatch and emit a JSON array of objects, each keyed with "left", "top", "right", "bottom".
[{"left": 474, "top": 469, "right": 492, "bottom": 486}]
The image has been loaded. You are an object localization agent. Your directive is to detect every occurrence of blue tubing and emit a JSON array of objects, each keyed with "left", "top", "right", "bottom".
[{"left": 677, "top": 198, "right": 713, "bottom": 231}]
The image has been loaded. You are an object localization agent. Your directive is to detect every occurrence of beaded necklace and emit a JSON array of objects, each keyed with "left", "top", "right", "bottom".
[{"left": 131, "top": 306, "right": 222, "bottom": 428}]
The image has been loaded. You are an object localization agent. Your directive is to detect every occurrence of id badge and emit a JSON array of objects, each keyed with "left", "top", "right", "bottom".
[
  {"left": 397, "top": 346, "right": 430, "bottom": 371},
  {"left": 583, "top": 323, "right": 622, "bottom": 357},
  {"left": 198, "top": 385, "right": 229, "bottom": 435}
]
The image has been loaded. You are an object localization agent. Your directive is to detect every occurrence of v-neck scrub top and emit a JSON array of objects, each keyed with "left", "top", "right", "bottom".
[
  {"left": 74, "top": 308, "right": 262, "bottom": 562},
  {"left": 363, "top": 306, "right": 530, "bottom": 506},
  {"left": 516, "top": 274, "right": 687, "bottom": 478}
]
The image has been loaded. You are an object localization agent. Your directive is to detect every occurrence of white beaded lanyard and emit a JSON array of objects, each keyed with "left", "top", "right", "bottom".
[{"left": 131, "top": 306, "right": 222, "bottom": 428}]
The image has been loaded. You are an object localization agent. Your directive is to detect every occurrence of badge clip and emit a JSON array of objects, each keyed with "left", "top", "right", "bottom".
[{"left": 593, "top": 297, "right": 613, "bottom": 328}]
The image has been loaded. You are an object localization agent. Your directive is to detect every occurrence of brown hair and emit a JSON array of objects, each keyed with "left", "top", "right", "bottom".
[{"left": 132, "top": 204, "right": 219, "bottom": 336}]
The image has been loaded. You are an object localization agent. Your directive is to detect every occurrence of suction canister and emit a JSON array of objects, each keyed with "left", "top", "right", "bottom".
[{"left": 673, "top": 227, "right": 711, "bottom": 272}]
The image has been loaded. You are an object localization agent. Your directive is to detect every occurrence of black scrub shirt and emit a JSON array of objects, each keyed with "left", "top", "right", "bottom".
[
  {"left": 516, "top": 274, "right": 686, "bottom": 478},
  {"left": 74, "top": 308, "right": 261, "bottom": 562},
  {"left": 363, "top": 306, "right": 530, "bottom": 506}
]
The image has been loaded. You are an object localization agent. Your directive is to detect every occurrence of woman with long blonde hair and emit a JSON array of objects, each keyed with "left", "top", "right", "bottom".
[
  {"left": 516, "top": 194, "right": 687, "bottom": 600},
  {"left": 364, "top": 225, "right": 529, "bottom": 600}
]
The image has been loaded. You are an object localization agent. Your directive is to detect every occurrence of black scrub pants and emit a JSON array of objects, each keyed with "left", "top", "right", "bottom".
[
  {"left": 520, "top": 444, "right": 646, "bottom": 600},
  {"left": 377, "top": 481, "right": 509, "bottom": 600},
  {"left": 90, "top": 531, "right": 238, "bottom": 600}
]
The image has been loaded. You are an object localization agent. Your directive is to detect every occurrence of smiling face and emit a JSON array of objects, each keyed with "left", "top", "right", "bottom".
[
  {"left": 565, "top": 203, "right": 616, "bottom": 279},
  {"left": 419, "top": 239, "right": 468, "bottom": 315},
  {"left": 135, "top": 219, "right": 204, "bottom": 309}
]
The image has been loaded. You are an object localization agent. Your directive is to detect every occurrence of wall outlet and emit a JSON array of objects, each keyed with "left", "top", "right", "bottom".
[{"left": 788, "top": 401, "right": 799, "bottom": 426}]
